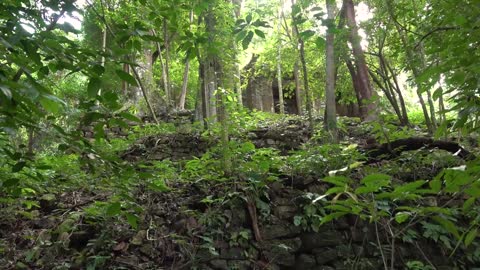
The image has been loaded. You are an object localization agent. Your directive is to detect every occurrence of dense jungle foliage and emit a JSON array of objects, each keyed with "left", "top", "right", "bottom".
[{"left": 1, "top": 0, "right": 480, "bottom": 269}]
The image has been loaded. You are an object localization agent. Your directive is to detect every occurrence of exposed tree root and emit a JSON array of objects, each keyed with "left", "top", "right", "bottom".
[{"left": 365, "top": 137, "right": 475, "bottom": 163}]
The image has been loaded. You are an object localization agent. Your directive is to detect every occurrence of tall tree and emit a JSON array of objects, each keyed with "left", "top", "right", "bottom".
[
  {"left": 276, "top": 0, "right": 285, "bottom": 114},
  {"left": 343, "top": 0, "right": 376, "bottom": 121},
  {"left": 324, "top": 0, "right": 337, "bottom": 139},
  {"left": 291, "top": 0, "right": 314, "bottom": 130}
]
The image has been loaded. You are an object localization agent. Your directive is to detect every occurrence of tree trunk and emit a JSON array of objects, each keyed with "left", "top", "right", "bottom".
[
  {"left": 277, "top": 0, "right": 285, "bottom": 114},
  {"left": 291, "top": 0, "right": 313, "bottom": 130},
  {"left": 385, "top": 58, "right": 410, "bottom": 126},
  {"left": 232, "top": 0, "right": 244, "bottom": 106},
  {"left": 325, "top": 0, "right": 337, "bottom": 140},
  {"left": 386, "top": 0, "right": 433, "bottom": 133},
  {"left": 294, "top": 60, "right": 303, "bottom": 115},
  {"left": 163, "top": 18, "right": 173, "bottom": 109},
  {"left": 344, "top": 0, "right": 376, "bottom": 121},
  {"left": 152, "top": 29, "right": 171, "bottom": 113},
  {"left": 178, "top": 10, "right": 194, "bottom": 110}
]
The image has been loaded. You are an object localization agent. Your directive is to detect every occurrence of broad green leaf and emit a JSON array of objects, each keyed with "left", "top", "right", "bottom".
[
  {"left": 462, "top": 197, "right": 476, "bottom": 212},
  {"left": 320, "top": 212, "right": 348, "bottom": 224},
  {"left": 87, "top": 77, "right": 101, "bottom": 98},
  {"left": 246, "top": 14, "right": 252, "bottom": 24},
  {"left": 119, "top": 112, "right": 142, "bottom": 123},
  {"left": 361, "top": 173, "right": 391, "bottom": 188},
  {"left": 395, "top": 212, "right": 410, "bottom": 224},
  {"left": 236, "top": 30, "right": 248, "bottom": 43},
  {"left": 126, "top": 213, "right": 138, "bottom": 230},
  {"left": 393, "top": 180, "right": 426, "bottom": 194},
  {"left": 299, "top": 30, "right": 316, "bottom": 40},
  {"left": 464, "top": 228, "right": 477, "bottom": 247},
  {"left": 115, "top": 70, "right": 138, "bottom": 86},
  {"left": 254, "top": 29, "right": 265, "bottom": 38},
  {"left": 242, "top": 31, "right": 254, "bottom": 50},
  {"left": 323, "top": 176, "right": 351, "bottom": 186},
  {"left": 106, "top": 202, "right": 122, "bottom": 216},
  {"left": 325, "top": 186, "right": 344, "bottom": 195},
  {"left": 40, "top": 95, "right": 62, "bottom": 114},
  {"left": 355, "top": 186, "right": 379, "bottom": 194},
  {"left": 432, "top": 216, "right": 460, "bottom": 239}
]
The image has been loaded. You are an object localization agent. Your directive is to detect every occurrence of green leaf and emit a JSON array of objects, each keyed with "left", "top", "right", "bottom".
[
  {"left": 87, "top": 77, "right": 101, "bottom": 98},
  {"left": 106, "top": 202, "right": 121, "bottom": 217},
  {"left": 39, "top": 95, "right": 62, "bottom": 114},
  {"left": 236, "top": 30, "right": 248, "bottom": 43},
  {"left": 12, "top": 161, "right": 26, "bottom": 172},
  {"left": 432, "top": 216, "right": 460, "bottom": 239},
  {"left": 361, "top": 174, "right": 391, "bottom": 188},
  {"left": 246, "top": 14, "right": 252, "bottom": 24},
  {"left": 119, "top": 112, "right": 142, "bottom": 123},
  {"left": 242, "top": 31, "right": 254, "bottom": 50},
  {"left": 393, "top": 180, "right": 426, "bottom": 194},
  {"left": 355, "top": 186, "right": 379, "bottom": 194},
  {"left": 149, "top": 179, "right": 170, "bottom": 192},
  {"left": 115, "top": 70, "right": 138, "bottom": 86},
  {"left": 299, "top": 30, "right": 316, "bottom": 40},
  {"left": 395, "top": 212, "right": 410, "bottom": 224},
  {"left": 126, "top": 213, "right": 138, "bottom": 230},
  {"left": 254, "top": 29, "right": 265, "bottom": 39},
  {"left": 464, "top": 228, "right": 477, "bottom": 247},
  {"left": 323, "top": 176, "right": 351, "bottom": 186},
  {"left": 321, "top": 212, "right": 348, "bottom": 224},
  {"left": 462, "top": 197, "right": 476, "bottom": 212},
  {"left": 3, "top": 178, "right": 20, "bottom": 187}
]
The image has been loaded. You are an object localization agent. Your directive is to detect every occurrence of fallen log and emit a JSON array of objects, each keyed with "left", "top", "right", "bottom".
[{"left": 365, "top": 137, "right": 475, "bottom": 163}]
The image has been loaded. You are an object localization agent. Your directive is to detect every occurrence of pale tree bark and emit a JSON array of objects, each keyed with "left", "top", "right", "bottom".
[
  {"left": 343, "top": 0, "right": 377, "bottom": 121},
  {"left": 131, "top": 62, "right": 159, "bottom": 123},
  {"left": 101, "top": 28, "right": 107, "bottom": 67},
  {"left": 277, "top": 0, "right": 285, "bottom": 114},
  {"left": 178, "top": 10, "right": 194, "bottom": 110},
  {"left": 325, "top": 0, "right": 337, "bottom": 140}
]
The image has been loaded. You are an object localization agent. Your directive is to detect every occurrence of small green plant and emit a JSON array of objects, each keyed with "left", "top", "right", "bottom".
[{"left": 296, "top": 161, "right": 480, "bottom": 269}]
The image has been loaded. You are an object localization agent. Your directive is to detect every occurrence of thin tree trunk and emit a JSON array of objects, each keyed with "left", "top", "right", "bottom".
[
  {"left": 325, "top": 0, "right": 337, "bottom": 140},
  {"left": 101, "top": 28, "right": 107, "bottom": 67},
  {"left": 163, "top": 18, "right": 173, "bottom": 109},
  {"left": 232, "top": 0, "right": 244, "bottom": 106},
  {"left": 131, "top": 65, "right": 159, "bottom": 123},
  {"left": 298, "top": 38, "right": 313, "bottom": 130},
  {"left": 344, "top": 0, "right": 376, "bottom": 121},
  {"left": 385, "top": 58, "right": 410, "bottom": 126},
  {"left": 178, "top": 10, "right": 194, "bottom": 110},
  {"left": 291, "top": 0, "right": 313, "bottom": 130},
  {"left": 152, "top": 29, "right": 171, "bottom": 113},
  {"left": 294, "top": 60, "right": 303, "bottom": 115},
  {"left": 386, "top": 0, "right": 433, "bottom": 132},
  {"left": 277, "top": 0, "right": 285, "bottom": 114}
]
